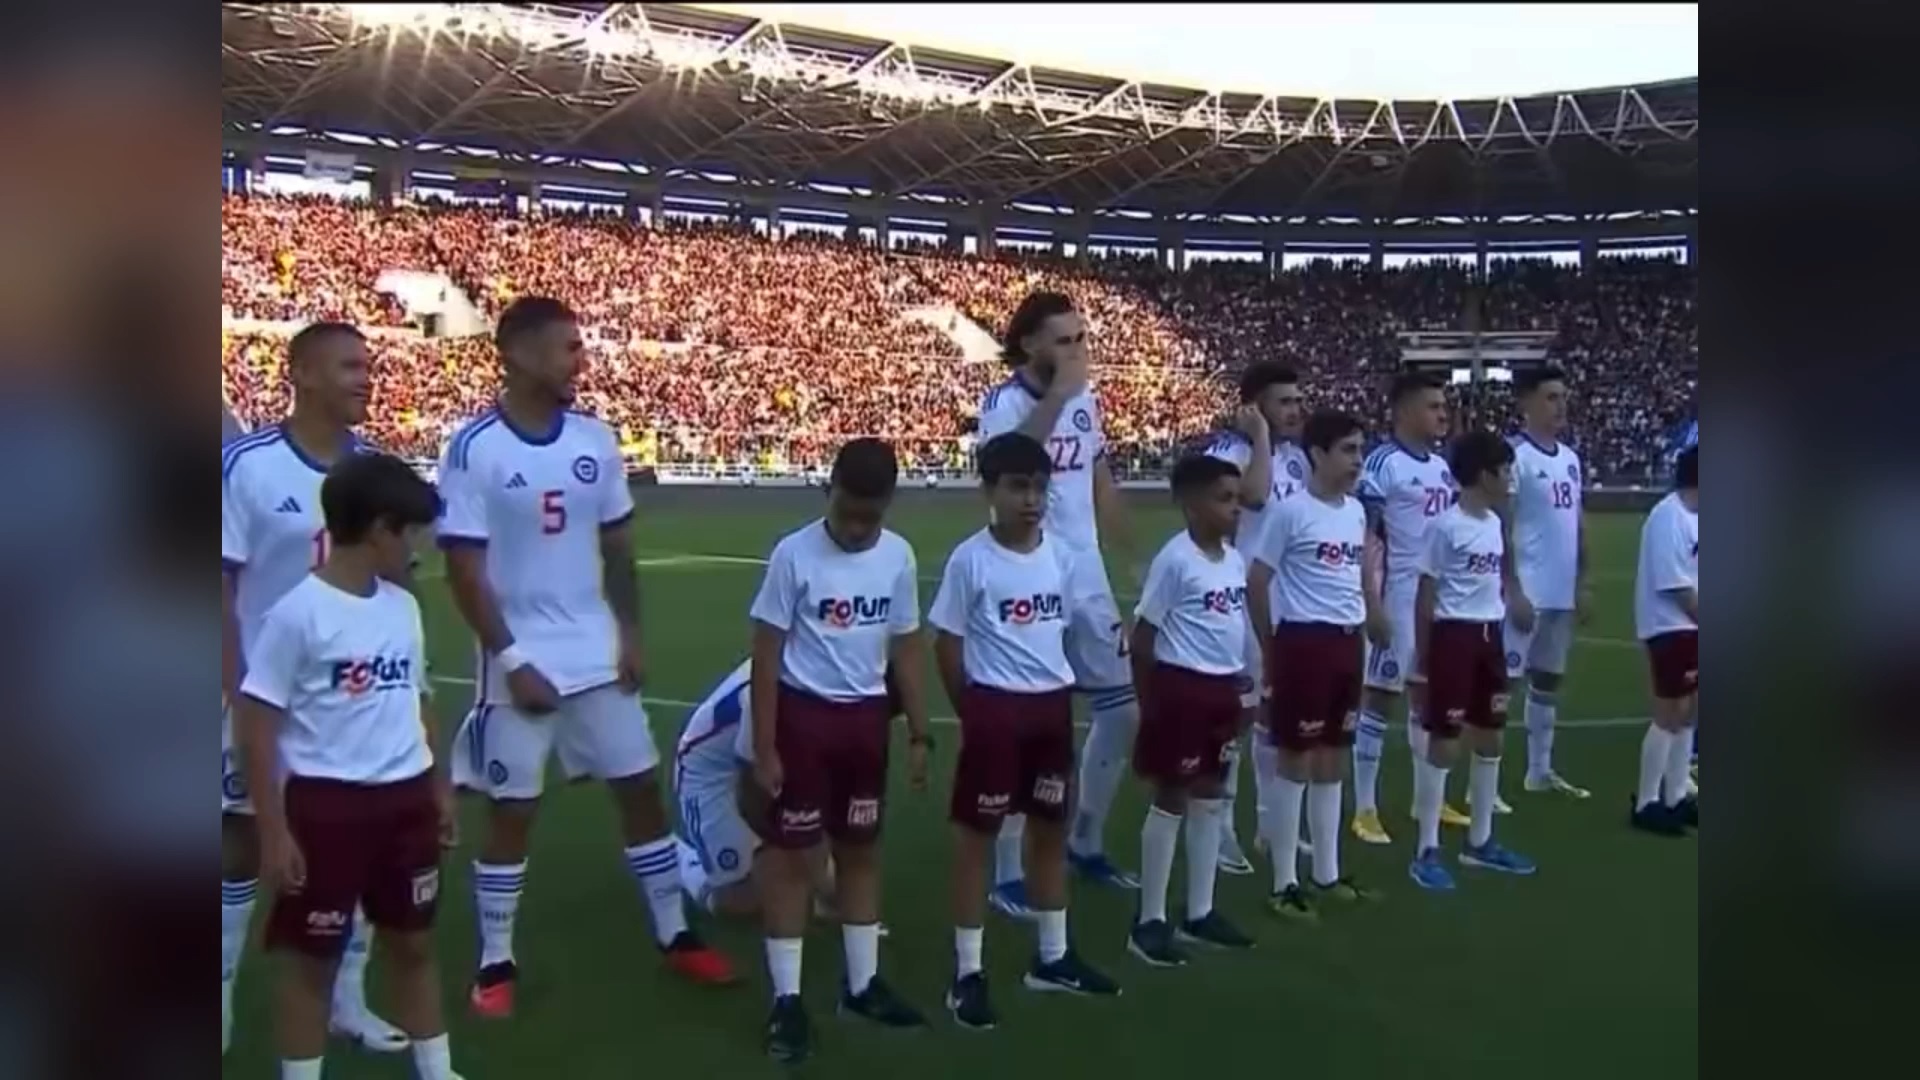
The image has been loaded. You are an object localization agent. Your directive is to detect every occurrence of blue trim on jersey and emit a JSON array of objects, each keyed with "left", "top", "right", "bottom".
[
  {"left": 436, "top": 534, "right": 489, "bottom": 550},
  {"left": 1519, "top": 432, "right": 1560, "bottom": 457},
  {"left": 447, "top": 410, "right": 502, "bottom": 471},
  {"left": 498, "top": 406, "right": 565, "bottom": 447},
  {"left": 1390, "top": 438, "right": 1432, "bottom": 462},
  {"left": 277, "top": 424, "right": 356, "bottom": 476},
  {"left": 600, "top": 509, "right": 634, "bottom": 532},
  {"left": 1011, "top": 371, "right": 1044, "bottom": 399},
  {"left": 220, "top": 427, "right": 283, "bottom": 482}
]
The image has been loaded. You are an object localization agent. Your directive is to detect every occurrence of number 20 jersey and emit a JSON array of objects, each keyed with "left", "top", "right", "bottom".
[
  {"left": 1357, "top": 440, "right": 1457, "bottom": 597},
  {"left": 977, "top": 375, "right": 1104, "bottom": 554}
]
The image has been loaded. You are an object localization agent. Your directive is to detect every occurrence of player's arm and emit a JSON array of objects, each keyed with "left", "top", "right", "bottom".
[
  {"left": 746, "top": 540, "right": 800, "bottom": 782},
  {"left": 1362, "top": 518, "right": 1388, "bottom": 641},
  {"left": 926, "top": 553, "right": 971, "bottom": 711},
  {"left": 597, "top": 429, "right": 644, "bottom": 651},
  {"left": 1245, "top": 507, "right": 1286, "bottom": 659},
  {"left": 434, "top": 446, "right": 514, "bottom": 655},
  {"left": 1413, "top": 529, "right": 1442, "bottom": 683},
  {"left": 1129, "top": 552, "right": 1174, "bottom": 702},
  {"left": 1357, "top": 467, "right": 1388, "bottom": 605},
  {"left": 1233, "top": 421, "right": 1273, "bottom": 510},
  {"left": 885, "top": 548, "right": 932, "bottom": 747},
  {"left": 221, "top": 469, "right": 251, "bottom": 700},
  {"left": 1497, "top": 500, "right": 1525, "bottom": 602}
]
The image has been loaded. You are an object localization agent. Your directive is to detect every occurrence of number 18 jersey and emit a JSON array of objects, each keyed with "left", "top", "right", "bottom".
[
  {"left": 1507, "top": 435, "right": 1584, "bottom": 611},
  {"left": 222, "top": 425, "right": 363, "bottom": 656},
  {"left": 978, "top": 374, "right": 1105, "bottom": 554}
]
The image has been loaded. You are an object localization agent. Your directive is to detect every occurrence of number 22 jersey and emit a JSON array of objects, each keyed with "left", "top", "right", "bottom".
[{"left": 977, "top": 375, "right": 1104, "bottom": 554}]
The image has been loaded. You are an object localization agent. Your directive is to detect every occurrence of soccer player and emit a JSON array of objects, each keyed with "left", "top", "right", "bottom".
[
  {"left": 221, "top": 322, "right": 406, "bottom": 1055},
  {"left": 976, "top": 290, "right": 1140, "bottom": 910},
  {"left": 1127, "top": 454, "right": 1258, "bottom": 966},
  {"left": 1409, "top": 433, "right": 1539, "bottom": 891},
  {"left": 1503, "top": 368, "right": 1593, "bottom": 798},
  {"left": 1202, "top": 362, "right": 1313, "bottom": 872},
  {"left": 1354, "top": 373, "right": 1475, "bottom": 847},
  {"left": 234, "top": 452, "right": 464, "bottom": 1080},
  {"left": 439, "top": 297, "right": 734, "bottom": 1020},
  {"left": 745, "top": 437, "right": 935, "bottom": 1062},
  {"left": 930, "top": 433, "right": 1122, "bottom": 1031},
  {"left": 1247, "top": 410, "right": 1386, "bottom": 918},
  {"left": 1631, "top": 444, "right": 1699, "bottom": 836}
]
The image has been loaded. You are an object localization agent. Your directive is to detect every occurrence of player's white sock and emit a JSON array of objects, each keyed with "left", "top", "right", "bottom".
[
  {"left": 1414, "top": 758, "right": 1448, "bottom": 853},
  {"left": 1264, "top": 775, "right": 1306, "bottom": 891},
  {"left": 1251, "top": 733, "right": 1278, "bottom": 846},
  {"left": 1636, "top": 725, "right": 1675, "bottom": 810},
  {"left": 332, "top": 905, "right": 375, "bottom": 1016},
  {"left": 625, "top": 839, "right": 689, "bottom": 946},
  {"left": 1069, "top": 690, "right": 1139, "bottom": 858},
  {"left": 1662, "top": 727, "right": 1693, "bottom": 808},
  {"left": 675, "top": 838, "right": 710, "bottom": 906},
  {"left": 1306, "top": 781, "right": 1342, "bottom": 885},
  {"left": 1468, "top": 755, "right": 1500, "bottom": 848},
  {"left": 1138, "top": 806, "right": 1181, "bottom": 924},
  {"left": 1524, "top": 689, "right": 1559, "bottom": 781},
  {"left": 955, "top": 926, "right": 984, "bottom": 977},
  {"left": 994, "top": 814, "right": 1026, "bottom": 887},
  {"left": 1352, "top": 708, "right": 1389, "bottom": 813},
  {"left": 221, "top": 878, "right": 257, "bottom": 1053},
  {"left": 411, "top": 1033, "right": 455, "bottom": 1080},
  {"left": 473, "top": 860, "right": 526, "bottom": 969},
  {"left": 280, "top": 1057, "right": 323, "bottom": 1079},
  {"left": 766, "top": 937, "right": 803, "bottom": 998},
  {"left": 1184, "top": 797, "right": 1226, "bottom": 921},
  {"left": 1035, "top": 908, "right": 1069, "bottom": 964},
  {"left": 843, "top": 922, "right": 880, "bottom": 995}
]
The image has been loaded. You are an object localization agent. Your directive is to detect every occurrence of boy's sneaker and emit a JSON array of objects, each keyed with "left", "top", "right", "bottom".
[
  {"left": 1177, "top": 910, "right": 1255, "bottom": 950},
  {"left": 945, "top": 972, "right": 997, "bottom": 1031},
  {"left": 1265, "top": 884, "right": 1317, "bottom": 922},
  {"left": 765, "top": 994, "right": 812, "bottom": 1063},
  {"left": 1126, "top": 919, "right": 1189, "bottom": 967},
  {"left": 1459, "top": 841, "right": 1538, "bottom": 876},
  {"left": 1408, "top": 847, "right": 1456, "bottom": 891},
  {"left": 839, "top": 976, "right": 927, "bottom": 1028},
  {"left": 1024, "top": 950, "right": 1122, "bottom": 996}
]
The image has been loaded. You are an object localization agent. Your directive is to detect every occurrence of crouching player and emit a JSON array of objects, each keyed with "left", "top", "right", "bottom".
[
  {"left": 234, "top": 453, "right": 465, "bottom": 1080},
  {"left": 1127, "top": 454, "right": 1258, "bottom": 967},
  {"left": 1408, "top": 433, "right": 1539, "bottom": 890},
  {"left": 931, "top": 433, "right": 1122, "bottom": 1031},
  {"left": 1246, "top": 411, "right": 1386, "bottom": 919}
]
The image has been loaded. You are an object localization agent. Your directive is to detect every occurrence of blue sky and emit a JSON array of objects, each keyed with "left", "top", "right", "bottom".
[{"left": 694, "top": 3, "right": 1696, "bottom": 100}]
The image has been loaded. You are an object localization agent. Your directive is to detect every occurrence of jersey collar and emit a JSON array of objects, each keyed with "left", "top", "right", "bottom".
[
  {"left": 1520, "top": 431, "right": 1560, "bottom": 456},
  {"left": 1391, "top": 437, "right": 1432, "bottom": 462},
  {"left": 1010, "top": 370, "right": 1045, "bottom": 400}
]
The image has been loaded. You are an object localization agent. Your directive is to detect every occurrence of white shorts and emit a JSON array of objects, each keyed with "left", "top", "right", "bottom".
[
  {"left": 452, "top": 683, "right": 662, "bottom": 800},
  {"left": 1362, "top": 583, "right": 1419, "bottom": 693},
  {"left": 1504, "top": 608, "right": 1576, "bottom": 679},
  {"left": 221, "top": 701, "right": 251, "bottom": 816},
  {"left": 678, "top": 777, "right": 757, "bottom": 891},
  {"left": 1062, "top": 548, "right": 1132, "bottom": 692}
]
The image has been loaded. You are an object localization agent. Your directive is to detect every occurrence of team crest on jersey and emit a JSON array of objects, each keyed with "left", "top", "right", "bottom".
[
  {"left": 716, "top": 847, "right": 741, "bottom": 872},
  {"left": 1071, "top": 408, "right": 1092, "bottom": 432},
  {"left": 1507, "top": 650, "right": 1524, "bottom": 670},
  {"left": 1287, "top": 460, "right": 1305, "bottom": 479},
  {"left": 487, "top": 760, "right": 510, "bottom": 787},
  {"left": 1567, "top": 462, "right": 1579, "bottom": 482},
  {"left": 1381, "top": 658, "right": 1400, "bottom": 680},
  {"left": 572, "top": 454, "right": 600, "bottom": 484}
]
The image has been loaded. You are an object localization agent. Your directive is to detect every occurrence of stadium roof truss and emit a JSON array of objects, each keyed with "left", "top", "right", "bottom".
[{"left": 222, "top": 3, "right": 1698, "bottom": 221}]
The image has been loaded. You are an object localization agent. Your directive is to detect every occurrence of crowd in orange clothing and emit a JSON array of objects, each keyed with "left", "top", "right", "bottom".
[{"left": 221, "top": 194, "right": 1696, "bottom": 480}]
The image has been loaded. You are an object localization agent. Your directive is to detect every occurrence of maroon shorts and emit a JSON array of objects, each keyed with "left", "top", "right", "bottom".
[
  {"left": 753, "top": 683, "right": 891, "bottom": 850},
  {"left": 1421, "top": 620, "right": 1510, "bottom": 738},
  {"left": 1645, "top": 630, "right": 1699, "bottom": 700},
  {"left": 264, "top": 771, "right": 441, "bottom": 958},
  {"left": 949, "top": 685, "right": 1074, "bottom": 833},
  {"left": 1265, "top": 622, "right": 1364, "bottom": 752},
  {"left": 1133, "top": 663, "right": 1242, "bottom": 787}
]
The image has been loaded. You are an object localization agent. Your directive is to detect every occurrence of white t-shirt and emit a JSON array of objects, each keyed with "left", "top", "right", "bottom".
[
  {"left": 239, "top": 576, "right": 432, "bottom": 784},
  {"left": 1634, "top": 492, "right": 1699, "bottom": 640},
  {"left": 977, "top": 374, "right": 1105, "bottom": 554},
  {"left": 223, "top": 426, "right": 365, "bottom": 659},
  {"left": 1508, "top": 434, "right": 1584, "bottom": 611},
  {"left": 927, "top": 528, "right": 1076, "bottom": 693},
  {"left": 1418, "top": 505, "right": 1508, "bottom": 623},
  {"left": 749, "top": 520, "right": 920, "bottom": 701},
  {"left": 1251, "top": 492, "right": 1368, "bottom": 627},
  {"left": 1134, "top": 531, "right": 1249, "bottom": 676},
  {"left": 435, "top": 408, "right": 633, "bottom": 699},
  {"left": 1202, "top": 430, "right": 1311, "bottom": 552},
  {"left": 1358, "top": 440, "right": 1457, "bottom": 595},
  {"left": 675, "top": 660, "right": 750, "bottom": 789}
]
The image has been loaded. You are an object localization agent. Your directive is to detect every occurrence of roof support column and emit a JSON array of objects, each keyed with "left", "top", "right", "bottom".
[
  {"left": 978, "top": 205, "right": 1000, "bottom": 257},
  {"left": 1070, "top": 208, "right": 1092, "bottom": 264},
  {"left": 1264, "top": 225, "right": 1287, "bottom": 280},
  {"left": 1579, "top": 229, "right": 1598, "bottom": 268},
  {"left": 1369, "top": 235, "right": 1384, "bottom": 272}
]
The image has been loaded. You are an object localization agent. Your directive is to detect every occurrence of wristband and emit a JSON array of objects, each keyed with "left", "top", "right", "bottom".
[{"left": 496, "top": 645, "right": 531, "bottom": 673}]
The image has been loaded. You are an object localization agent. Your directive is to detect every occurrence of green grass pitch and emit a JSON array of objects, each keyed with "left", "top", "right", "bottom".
[{"left": 223, "top": 490, "right": 1697, "bottom": 1079}]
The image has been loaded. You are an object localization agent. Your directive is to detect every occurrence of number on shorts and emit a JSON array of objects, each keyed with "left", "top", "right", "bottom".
[
  {"left": 541, "top": 489, "right": 567, "bottom": 534},
  {"left": 1047, "top": 436, "right": 1084, "bottom": 472},
  {"left": 1550, "top": 480, "right": 1575, "bottom": 510}
]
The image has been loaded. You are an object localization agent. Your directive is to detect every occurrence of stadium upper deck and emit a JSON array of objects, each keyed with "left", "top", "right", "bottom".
[{"left": 221, "top": 3, "right": 1697, "bottom": 227}]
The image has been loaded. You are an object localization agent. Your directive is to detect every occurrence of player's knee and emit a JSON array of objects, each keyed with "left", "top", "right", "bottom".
[{"left": 377, "top": 927, "right": 434, "bottom": 970}]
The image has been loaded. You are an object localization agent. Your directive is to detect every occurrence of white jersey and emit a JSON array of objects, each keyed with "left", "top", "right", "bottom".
[
  {"left": 1419, "top": 505, "right": 1507, "bottom": 623},
  {"left": 1359, "top": 440, "right": 1457, "bottom": 595},
  {"left": 1251, "top": 492, "right": 1368, "bottom": 627},
  {"left": 436, "top": 408, "right": 633, "bottom": 700},
  {"left": 1508, "top": 434, "right": 1584, "bottom": 610},
  {"left": 1634, "top": 492, "right": 1699, "bottom": 640},
  {"left": 238, "top": 576, "right": 432, "bottom": 785},
  {"left": 222, "top": 425, "right": 365, "bottom": 659},
  {"left": 675, "top": 660, "right": 751, "bottom": 790},
  {"left": 927, "top": 528, "right": 1076, "bottom": 693},
  {"left": 1202, "top": 430, "right": 1311, "bottom": 551},
  {"left": 749, "top": 520, "right": 920, "bottom": 702},
  {"left": 977, "top": 374, "right": 1105, "bottom": 553},
  {"left": 1135, "top": 531, "right": 1249, "bottom": 676}
]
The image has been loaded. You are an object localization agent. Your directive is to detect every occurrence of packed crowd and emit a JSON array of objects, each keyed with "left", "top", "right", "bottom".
[{"left": 221, "top": 194, "right": 1697, "bottom": 480}]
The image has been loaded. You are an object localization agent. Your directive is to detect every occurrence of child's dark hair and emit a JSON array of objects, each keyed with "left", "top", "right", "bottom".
[
  {"left": 1301, "top": 409, "right": 1364, "bottom": 458},
  {"left": 1448, "top": 430, "right": 1516, "bottom": 488},
  {"left": 321, "top": 453, "right": 443, "bottom": 544},
  {"left": 1237, "top": 361, "right": 1299, "bottom": 404},
  {"left": 1674, "top": 444, "right": 1698, "bottom": 490},
  {"left": 1514, "top": 366, "right": 1568, "bottom": 397},
  {"left": 977, "top": 432, "right": 1052, "bottom": 484},
  {"left": 1388, "top": 371, "right": 1441, "bottom": 408},
  {"left": 1170, "top": 453, "right": 1239, "bottom": 497},
  {"left": 830, "top": 437, "right": 900, "bottom": 499},
  {"left": 1001, "top": 290, "right": 1075, "bottom": 366},
  {"left": 494, "top": 295, "right": 577, "bottom": 353}
]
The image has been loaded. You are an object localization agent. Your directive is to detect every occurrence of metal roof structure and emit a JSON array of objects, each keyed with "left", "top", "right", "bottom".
[{"left": 222, "top": 3, "right": 1698, "bottom": 221}]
